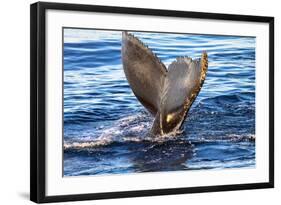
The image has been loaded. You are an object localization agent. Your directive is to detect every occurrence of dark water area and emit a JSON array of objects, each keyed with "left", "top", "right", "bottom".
[{"left": 63, "top": 29, "right": 255, "bottom": 176}]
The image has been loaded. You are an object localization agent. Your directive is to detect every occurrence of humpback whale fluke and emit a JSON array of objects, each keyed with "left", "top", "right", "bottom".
[{"left": 122, "top": 31, "right": 208, "bottom": 136}]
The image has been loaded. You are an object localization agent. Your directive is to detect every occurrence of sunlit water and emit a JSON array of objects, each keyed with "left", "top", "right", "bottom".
[{"left": 63, "top": 28, "right": 255, "bottom": 176}]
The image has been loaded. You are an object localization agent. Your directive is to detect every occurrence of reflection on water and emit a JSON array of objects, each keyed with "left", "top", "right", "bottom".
[{"left": 63, "top": 29, "right": 255, "bottom": 176}]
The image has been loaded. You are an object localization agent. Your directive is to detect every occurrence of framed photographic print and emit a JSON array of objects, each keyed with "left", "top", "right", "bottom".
[{"left": 30, "top": 1, "right": 274, "bottom": 203}]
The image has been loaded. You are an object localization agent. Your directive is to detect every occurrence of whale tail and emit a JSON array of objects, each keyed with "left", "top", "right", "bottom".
[{"left": 122, "top": 31, "right": 208, "bottom": 136}]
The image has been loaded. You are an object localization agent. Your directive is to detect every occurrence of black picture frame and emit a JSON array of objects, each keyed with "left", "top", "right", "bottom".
[{"left": 30, "top": 1, "right": 274, "bottom": 203}]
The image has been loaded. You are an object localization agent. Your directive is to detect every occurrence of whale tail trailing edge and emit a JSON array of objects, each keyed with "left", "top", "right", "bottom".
[{"left": 122, "top": 31, "right": 208, "bottom": 136}]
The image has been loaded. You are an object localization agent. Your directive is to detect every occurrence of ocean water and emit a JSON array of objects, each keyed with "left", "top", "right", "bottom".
[{"left": 63, "top": 28, "right": 256, "bottom": 176}]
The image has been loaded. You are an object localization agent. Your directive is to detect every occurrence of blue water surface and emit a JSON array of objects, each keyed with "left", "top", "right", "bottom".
[{"left": 63, "top": 28, "right": 255, "bottom": 176}]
